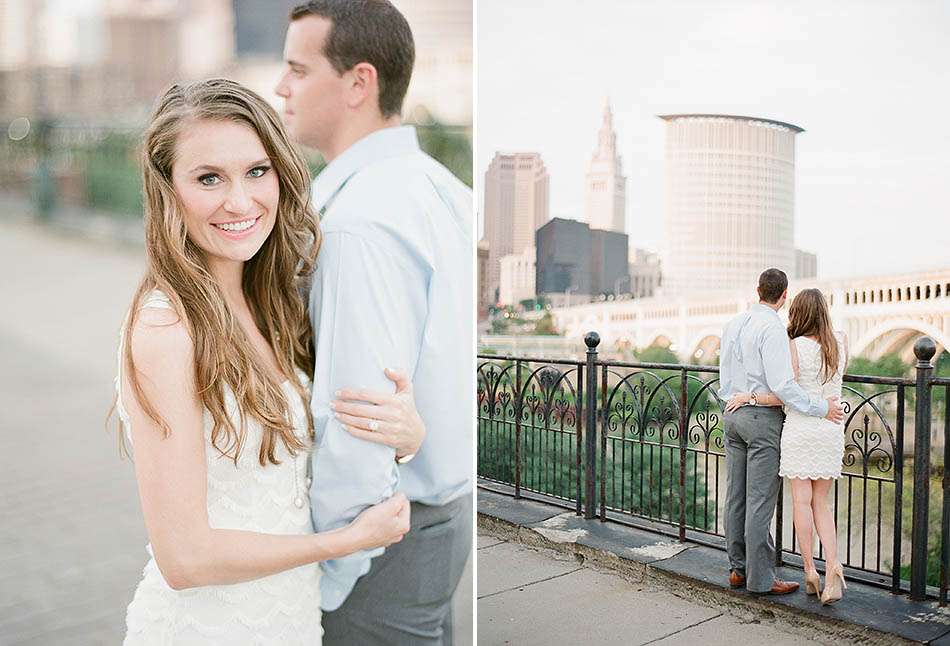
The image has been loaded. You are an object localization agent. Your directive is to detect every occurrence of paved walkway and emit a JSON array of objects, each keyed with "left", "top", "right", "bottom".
[
  {"left": 478, "top": 529, "right": 834, "bottom": 646},
  {"left": 0, "top": 218, "right": 471, "bottom": 644}
]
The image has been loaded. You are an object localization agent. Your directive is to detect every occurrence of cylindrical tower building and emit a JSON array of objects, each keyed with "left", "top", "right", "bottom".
[{"left": 659, "top": 114, "right": 803, "bottom": 294}]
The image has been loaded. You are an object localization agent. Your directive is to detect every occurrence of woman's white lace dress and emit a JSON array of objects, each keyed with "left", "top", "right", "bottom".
[
  {"left": 116, "top": 290, "right": 322, "bottom": 644},
  {"left": 779, "top": 333, "right": 847, "bottom": 480}
]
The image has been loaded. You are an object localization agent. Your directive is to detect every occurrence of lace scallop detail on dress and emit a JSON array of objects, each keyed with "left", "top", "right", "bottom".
[{"left": 779, "top": 333, "right": 847, "bottom": 480}]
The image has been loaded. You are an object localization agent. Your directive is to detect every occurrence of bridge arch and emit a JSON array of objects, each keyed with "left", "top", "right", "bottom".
[
  {"left": 851, "top": 319, "right": 950, "bottom": 361},
  {"left": 687, "top": 329, "right": 722, "bottom": 364},
  {"left": 642, "top": 332, "right": 675, "bottom": 350}
]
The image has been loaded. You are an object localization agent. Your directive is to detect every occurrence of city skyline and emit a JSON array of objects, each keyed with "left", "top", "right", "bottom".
[{"left": 477, "top": 0, "right": 950, "bottom": 280}]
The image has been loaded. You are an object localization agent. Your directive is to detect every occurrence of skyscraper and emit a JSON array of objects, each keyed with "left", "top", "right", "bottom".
[
  {"left": 477, "top": 238, "right": 491, "bottom": 317},
  {"left": 795, "top": 248, "right": 818, "bottom": 280},
  {"left": 535, "top": 218, "right": 629, "bottom": 299},
  {"left": 498, "top": 246, "right": 535, "bottom": 306},
  {"left": 483, "top": 152, "right": 549, "bottom": 297},
  {"left": 584, "top": 100, "right": 627, "bottom": 233},
  {"left": 660, "top": 114, "right": 802, "bottom": 294}
]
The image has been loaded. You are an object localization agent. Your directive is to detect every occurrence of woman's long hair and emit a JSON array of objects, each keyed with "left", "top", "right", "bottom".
[
  {"left": 119, "top": 78, "right": 319, "bottom": 466},
  {"left": 787, "top": 288, "right": 840, "bottom": 383}
]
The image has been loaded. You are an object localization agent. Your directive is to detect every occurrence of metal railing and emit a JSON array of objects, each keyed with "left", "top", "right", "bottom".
[{"left": 477, "top": 333, "right": 950, "bottom": 602}]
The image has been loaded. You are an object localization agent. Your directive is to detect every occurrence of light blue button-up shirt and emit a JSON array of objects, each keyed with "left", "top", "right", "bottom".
[
  {"left": 717, "top": 303, "right": 829, "bottom": 417},
  {"left": 307, "top": 126, "right": 474, "bottom": 611}
]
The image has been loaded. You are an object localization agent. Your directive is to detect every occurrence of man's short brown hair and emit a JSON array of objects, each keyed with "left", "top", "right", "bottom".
[
  {"left": 758, "top": 268, "right": 788, "bottom": 303},
  {"left": 290, "top": 0, "right": 414, "bottom": 118}
]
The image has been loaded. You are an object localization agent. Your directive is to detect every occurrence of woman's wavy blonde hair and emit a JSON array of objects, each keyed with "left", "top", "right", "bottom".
[
  {"left": 787, "top": 288, "right": 840, "bottom": 384},
  {"left": 118, "top": 78, "right": 320, "bottom": 466}
]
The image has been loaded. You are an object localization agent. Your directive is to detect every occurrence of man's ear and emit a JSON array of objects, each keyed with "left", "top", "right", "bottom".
[{"left": 346, "top": 62, "right": 379, "bottom": 110}]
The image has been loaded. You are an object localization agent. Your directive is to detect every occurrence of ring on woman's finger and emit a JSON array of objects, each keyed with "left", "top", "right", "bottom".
[{"left": 369, "top": 420, "right": 380, "bottom": 432}]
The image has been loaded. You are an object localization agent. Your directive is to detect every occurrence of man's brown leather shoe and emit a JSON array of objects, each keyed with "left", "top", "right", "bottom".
[
  {"left": 767, "top": 579, "right": 799, "bottom": 595},
  {"left": 728, "top": 570, "right": 746, "bottom": 589}
]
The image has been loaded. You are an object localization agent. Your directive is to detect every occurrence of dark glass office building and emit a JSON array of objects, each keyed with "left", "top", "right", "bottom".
[{"left": 536, "top": 218, "right": 629, "bottom": 298}]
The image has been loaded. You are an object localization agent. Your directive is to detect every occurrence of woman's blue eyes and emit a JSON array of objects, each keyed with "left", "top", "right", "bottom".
[{"left": 197, "top": 166, "right": 271, "bottom": 186}]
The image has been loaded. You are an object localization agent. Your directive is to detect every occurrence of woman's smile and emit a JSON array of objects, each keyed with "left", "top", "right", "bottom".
[{"left": 211, "top": 215, "right": 263, "bottom": 239}]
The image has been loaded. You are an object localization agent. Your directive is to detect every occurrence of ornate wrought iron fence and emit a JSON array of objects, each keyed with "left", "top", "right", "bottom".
[{"left": 477, "top": 333, "right": 950, "bottom": 602}]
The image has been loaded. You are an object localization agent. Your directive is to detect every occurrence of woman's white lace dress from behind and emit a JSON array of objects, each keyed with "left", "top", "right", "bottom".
[
  {"left": 779, "top": 333, "right": 847, "bottom": 480},
  {"left": 116, "top": 290, "right": 322, "bottom": 645}
]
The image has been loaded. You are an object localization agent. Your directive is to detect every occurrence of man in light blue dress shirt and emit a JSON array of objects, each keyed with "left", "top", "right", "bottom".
[
  {"left": 276, "top": 2, "right": 472, "bottom": 643},
  {"left": 718, "top": 268, "right": 843, "bottom": 594}
]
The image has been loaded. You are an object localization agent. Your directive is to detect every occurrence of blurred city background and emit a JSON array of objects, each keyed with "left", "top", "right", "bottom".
[{"left": 0, "top": 0, "right": 472, "bottom": 644}]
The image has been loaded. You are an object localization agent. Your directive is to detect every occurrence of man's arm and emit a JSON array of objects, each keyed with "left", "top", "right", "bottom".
[
  {"left": 761, "top": 324, "right": 829, "bottom": 417},
  {"left": 308, "top": 229, "right": 427, "bottom": 611}
]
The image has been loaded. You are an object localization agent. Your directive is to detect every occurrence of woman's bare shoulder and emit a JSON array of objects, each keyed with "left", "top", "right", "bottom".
[{"left": 129, "top": 306, "right": 193, "bottom": 377}]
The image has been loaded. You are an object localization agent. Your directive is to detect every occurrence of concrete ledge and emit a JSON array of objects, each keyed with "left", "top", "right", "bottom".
[{"left": 478, "top": 485, "right": 950, "bottom": 645}]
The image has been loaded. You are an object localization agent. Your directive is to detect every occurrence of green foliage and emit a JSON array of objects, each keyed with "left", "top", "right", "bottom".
[
  {"left": 629, "top": 346, "right": 716, "bottom": 418},
  {"left": 934, "top": 351, "right": 950, "bottom": 406},
  {"left": 533, "top": 312, "right": 558, "bottom": 336},
  {"left": 937, "top": 351, "right": 950, "bottom": 374},
  {"left": 82, "top": 131, "right": 143, "bottom": 216},
  {"left": 478, "top": 406, "right": 713, "bottom": 531},
  {"left": 490, "top": 318, "right": 509, "bottom": 335},
  {"left": 415, "top": 121, "right": 472, "bottom": 188},
  {"left": 898, "top": 532, "right": 944, "bottom": 588},
  {"left": 849, "top": 353, "right": 909, "bottom": 379},
  {"left": 636, "top": 346, "right": 679, "bottom": 364},
  {"left": 892, "top": 466, "right": 946, "bottom": 587},
  {"left": 303, "top": 152, "right": 326, "bottom": 179},
  {"left": 847, "top": 350, "right": 950, "bottom": 406},
  {"left": 601, "top": 445, "right": 711, "bottom": 529}
]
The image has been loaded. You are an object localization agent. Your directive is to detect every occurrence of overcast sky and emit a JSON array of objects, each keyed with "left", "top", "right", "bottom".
[{"left": 477, "top": 0, "right": 950, "bottom": 279}]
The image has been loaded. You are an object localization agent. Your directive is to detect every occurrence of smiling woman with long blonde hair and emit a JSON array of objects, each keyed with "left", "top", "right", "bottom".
[{"left": 114, "top": 79, "right": 423, "bottom": 644}]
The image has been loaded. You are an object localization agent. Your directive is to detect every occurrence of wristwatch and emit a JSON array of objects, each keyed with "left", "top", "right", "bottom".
[
  {"left": 749, "top": 393, "right": 758, "bottom": 407},
  {"left": 396, "top": 453, "right": 415, "bottom": 465}
]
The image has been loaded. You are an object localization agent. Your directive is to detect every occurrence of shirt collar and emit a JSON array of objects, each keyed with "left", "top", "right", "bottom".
[
  {"left": 753, "top": 302, "right": 780, "bottom": 319},
  {"left": 311, "top": 125, "right": 421, "bottom": 213}
]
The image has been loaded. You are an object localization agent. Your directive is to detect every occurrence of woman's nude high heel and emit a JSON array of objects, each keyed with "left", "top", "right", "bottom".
[
  {"left": 804, "top": 569, "right": 821, "bottom": 595},
  {"left": 820, "top": 564, "right": 847, "bottom": 605}
]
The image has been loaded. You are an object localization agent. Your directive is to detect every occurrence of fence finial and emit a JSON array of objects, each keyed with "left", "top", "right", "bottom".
[
  {"left": 585, "top": 331, "right": 601, "bottom": 349},
  {"left": 914, "top": 336, "right": 936, "bottom": 364}
]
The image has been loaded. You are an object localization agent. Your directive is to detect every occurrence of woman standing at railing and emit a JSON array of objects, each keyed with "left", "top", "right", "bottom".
[{"left": 726, "top": 288, "right": 849, "bottom": 605}]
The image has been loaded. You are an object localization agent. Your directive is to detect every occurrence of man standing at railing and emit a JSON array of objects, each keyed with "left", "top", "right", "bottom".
[{"left": 718, "top": 268, "right": 844, "bottom": 594}]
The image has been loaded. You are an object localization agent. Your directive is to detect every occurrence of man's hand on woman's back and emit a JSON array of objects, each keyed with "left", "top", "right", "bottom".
[{"left": 824, "top": 396, "right": 844, "bottom": 423}]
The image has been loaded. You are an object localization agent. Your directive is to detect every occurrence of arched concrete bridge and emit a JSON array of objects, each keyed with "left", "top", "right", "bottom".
[{"left": 552, "top": 269, "right": 950, "bottom": 361}]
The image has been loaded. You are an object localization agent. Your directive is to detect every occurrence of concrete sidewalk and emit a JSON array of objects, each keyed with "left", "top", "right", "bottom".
[
  {"left": 476, "top": 486, "right": 950, "bottom": 645},
  {"left": 478, "top": 529, "right": 824, "bottom": 646}
]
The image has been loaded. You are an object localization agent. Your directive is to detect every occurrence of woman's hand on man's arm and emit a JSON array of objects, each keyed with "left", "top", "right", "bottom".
[{"left": 332, "top": 368, "right": 425, "bottom": 459}]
